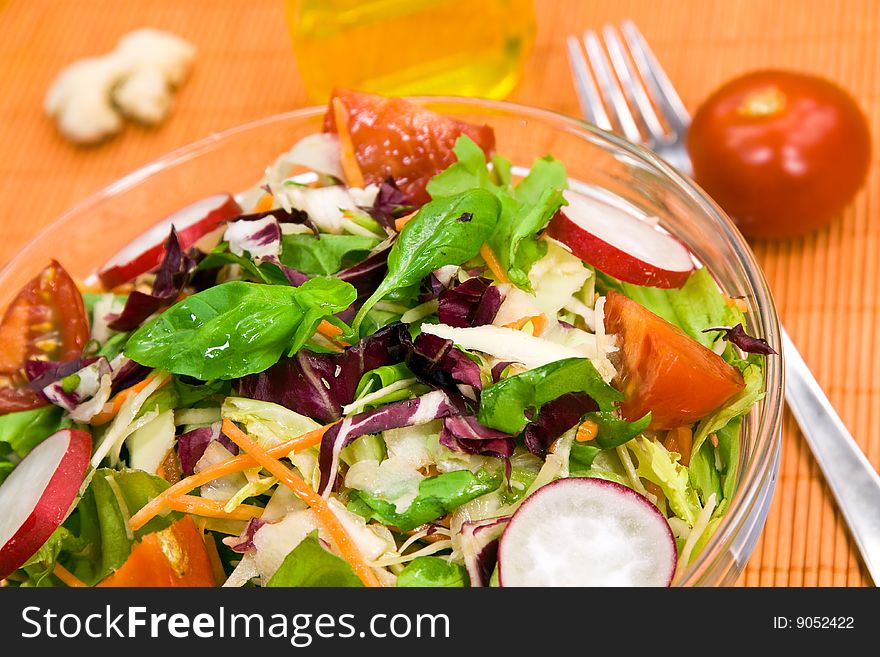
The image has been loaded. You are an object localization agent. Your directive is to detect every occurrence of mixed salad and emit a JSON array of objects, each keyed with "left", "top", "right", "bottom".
[{"left": 0, "top": 90, "right": 774, "bottom": 587}]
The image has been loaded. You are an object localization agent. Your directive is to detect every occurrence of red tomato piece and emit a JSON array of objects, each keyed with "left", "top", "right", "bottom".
[
  {"left": 323, "top": 88, "right": 496, "bottom": 205},
  {"left": 98, "top": 517, "right": 217, "bottom": 587},
  {"left": 0, "top": 261, "right": 89, "bottom": 414},
  {"left": 688, "top": 70, "right": 871, "bottom": 238},
  {"left": 604, "top": 291, "right": 745, "bottom": 430}
]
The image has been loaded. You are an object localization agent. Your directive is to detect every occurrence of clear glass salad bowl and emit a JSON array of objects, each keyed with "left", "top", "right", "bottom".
[{"left": 0, "top": 98, "right": 783, "bottom": 586}]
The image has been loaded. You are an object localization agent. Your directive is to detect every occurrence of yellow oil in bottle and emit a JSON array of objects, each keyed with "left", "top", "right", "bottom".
[{"left": 285, "top": 0, "right": 536, "bottom": 102}]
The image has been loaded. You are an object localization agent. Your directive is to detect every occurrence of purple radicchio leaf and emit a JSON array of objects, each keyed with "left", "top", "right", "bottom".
[
  {"left": 522, "top": 392, "right": 598, "bottom": 458},
  {"left": 108, "top": 228, "right": 197, "bottom": 332},
  {"left": 39, "top": 358, "right": 111, "bottom": 411},
  {"left": 225, "top": 217, "right": 282, "bottom": 263},
  {"left": 337, "top": 241, "right": 391, "bottom": 297},
  {"left": 108, "top": 358, "right": 151, "bottom": 397},
  {"left": 233, "top": 205, "right": 319, "bottom": 235},
  {"left": 439, "top": 415, "right": 514, "bottom": 458},
  {"left": 490, "top": 361, "right": 514, "bottom": 383},
  {"left": 403, "top": 331, "right": 483, "bottom": 394},
  {"left": 317, "top": 390, "right": 458, "bottom": 495},
  {"left": 460, "top": 516, "right": 510, "bottom": 587},
  {"left": 25, "top": 357, "right": 98, "bottom": 394},
  {"left": 236, "top": 323, "right": 406, "bottom": 424},
  {"left": 223, "top": 517, "right": 266, "bottom": 554},
  {"left": 177, "top": 424, "right": 239, "bottom": 476},
  {"left": 437, "top": 277, "right": 503, "bottom": 328},
  {"left": 367, "top": 178, "right": 414, "bottom": 231},
  {"left": 703, "top": 323, "right": 777, "bottom": 355}
]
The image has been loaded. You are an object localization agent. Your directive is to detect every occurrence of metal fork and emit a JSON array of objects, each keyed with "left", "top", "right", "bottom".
[{"left": 567, "top": 21, "right": 880, "bottom": 585}]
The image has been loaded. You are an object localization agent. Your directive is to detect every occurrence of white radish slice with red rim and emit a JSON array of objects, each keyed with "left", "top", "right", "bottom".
[
  {"left": 497, "top": 477, "right": 677, "bottom": 587},
  {"left": 96, "top": 193, "right": 242, "bottom": 289},
  {"left": 0, "top": 429, "right": 92, "bottom": 579},
  {"left": 546, "top": 189, "right": 694, "bottom": 288}
]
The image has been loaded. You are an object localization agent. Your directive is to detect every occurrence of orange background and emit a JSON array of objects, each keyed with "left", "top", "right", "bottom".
[{"left": 0, "top": 0, "right": 877, "bottom": 586}]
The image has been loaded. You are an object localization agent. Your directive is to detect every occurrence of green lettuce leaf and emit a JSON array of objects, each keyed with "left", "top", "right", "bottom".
[
  {"left": 396, "top": 556, "right": 468, "bottom": 587},
  {"left": 268, "top": 531, "right": 363, "bottom": 587},
  {"left": 629, "top": 438, "right": 702, "bottom": 526},
  {"left": 348, "top": 469, "right": 501, "bottom": 531},
  {"left": 0, "top": 405, "right": 69, "bottom": 459}
]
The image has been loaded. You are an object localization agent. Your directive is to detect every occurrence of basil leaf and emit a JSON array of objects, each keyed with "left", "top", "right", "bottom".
[
  {"left": 587, "top": 410, "right": 651, "bottom": 449},
  {"left": 267, "top": 531, "right": 363, "bottom": 587},
  {"left": 397, "top": 556, "right": 469, "bottom": 587},
  {"left": 489, "top": 157, "right": 567, "bottom": 288},
  {"left": 427, "top": 137, "right": 567, "bottom": 290},
  {"left": 349, "top": 469, "right": 501, "bottom": 532},
  {"left": 350, "top": 189, "right": 500, "bottom": 334},
  {"left": 125, "top": 278, "right": 356, "bottom": 380},
  {"left": 478, "top": 358, "right": 621, "bottom": 434},
  {"left": 280, "top": 234, "right": 380, "bottom": 275}
]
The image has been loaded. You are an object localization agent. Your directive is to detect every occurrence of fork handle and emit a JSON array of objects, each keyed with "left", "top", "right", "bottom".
[{"left": 781, "top": 326, "right": 880, "bottom": 584}]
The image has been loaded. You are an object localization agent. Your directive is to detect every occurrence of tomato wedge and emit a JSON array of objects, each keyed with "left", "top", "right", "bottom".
[
  {"left": 323, "top": 88, "right": 496, "bottom": 205},
  {"left": 604, "top": 291, "right": 745, "bottom": 430},
  {"left": 98, "top": 516, "right": 216, "bottom": 587},
  {"left": 0, "top": 261, "right": 89, "bottom": 414}
]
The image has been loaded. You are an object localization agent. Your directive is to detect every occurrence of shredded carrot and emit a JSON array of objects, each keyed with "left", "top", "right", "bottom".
[
  {"left": 221, "top": 419, "right": 380, "bottom": 588},
  {"left": 164, "top": 496, "right": 266, "bottom": 521},
  {"left": 202, "top": 532, "right": 228, "bottom": 586},
  {"left": 479, "top": 243, "right": 510, "bottom": 284},
  {"left": 129, "top": 421, "right": 337, "bottom": 531},
  {"left": 90, "top": 373, "right": 166, "bottom": 426},
  {"left": 576, "top": 418, "right": 599, "bottom": 443},
  {"left": 53, "top": 563, "right": 86, "bottom": 588},
  {"left": 253, "top": 192, "right": 275, "bottom": 213},
  {"left": 504, "top": 314, "right": 546, "bottom": 336},
  {"left": 332, "top": 98, "right": 365, "bottom": 188},
  {"left": 316, "top": 319, "right": 350, "bottom": 347},
  {"left": 394, "top": 210, "right": 418, "bottom": 232}
]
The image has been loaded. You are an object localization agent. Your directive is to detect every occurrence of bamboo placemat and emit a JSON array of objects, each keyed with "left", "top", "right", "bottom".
[{"left": 0, "top": 0, "right": 877, "bottom": 586}]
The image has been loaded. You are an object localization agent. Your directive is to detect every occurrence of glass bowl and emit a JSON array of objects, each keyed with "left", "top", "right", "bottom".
[{"left": 0, "top": 98, "right": 783, "bottom": 586}]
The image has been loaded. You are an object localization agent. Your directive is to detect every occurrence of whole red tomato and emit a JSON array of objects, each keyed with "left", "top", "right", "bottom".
[{"left": 688, "top": 70, "right": 871, "bottom": 238}]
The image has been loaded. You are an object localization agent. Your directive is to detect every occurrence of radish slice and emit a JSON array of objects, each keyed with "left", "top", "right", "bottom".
[
  {"left": 97, "top": 193, "right": 242, "bottom": 289},
  {"left": 497, "top": 477, "right": 677, "bottom": 587},
  {"left": 0, "top": 429, "right": 92, "bottom": 579},
  {"left": 546, "top": 190, "right": 694, "bottom": 289}
]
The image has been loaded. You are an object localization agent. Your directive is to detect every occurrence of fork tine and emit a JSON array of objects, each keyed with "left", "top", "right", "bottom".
[
  {"left": 565, "top": 36, "right": 613, "bottom": 131},
  {"left": 583, "top": 30, "right": 642, "bottom": 143},
  {"left": 601, "top": 24, "right": 666, "bottom": 145},
  {"left": 621, "top": 20, "right": 691, "bottom": 130}
]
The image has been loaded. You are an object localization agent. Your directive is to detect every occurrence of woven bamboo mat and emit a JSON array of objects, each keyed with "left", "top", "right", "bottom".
[{"left": 0, "top": 0, "right": 877, "bottom": 586}]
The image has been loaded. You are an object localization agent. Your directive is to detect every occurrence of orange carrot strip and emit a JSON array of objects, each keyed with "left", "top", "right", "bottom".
[
  {"left": 129, "top": 422, "right": 336, "bottom": 531},
  {"left": 164, "top": 496, "right": 265, "bottom": 521},
  {"left": 479, "top": 243, "right": 510, "bottom": 284},
  {"left": 316, "top": 319, "right": 350, "bottom": 347},
  {"left": 394, "top": 210, "right": 418, "bottom": 232},
  {"left": 576, "top": 419, "right": 599, "bottom": 443},
  {"left": 332, "top": 98, "right": 365, "bottom": 188},
  {"left": 221, "top": 419, "right": 380, "bottom": 588},
  {"left": 253, "top": 192, "right": 275, "bottom": 213},
  {"left": 53, "top": 563, "right": 86, "bottom": 588},
  {"left": 504, "top": 314, "right": 545, "bottom": 336},
  {"left": 90, "top": 373, "right": 166, "bottom": 426}
]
